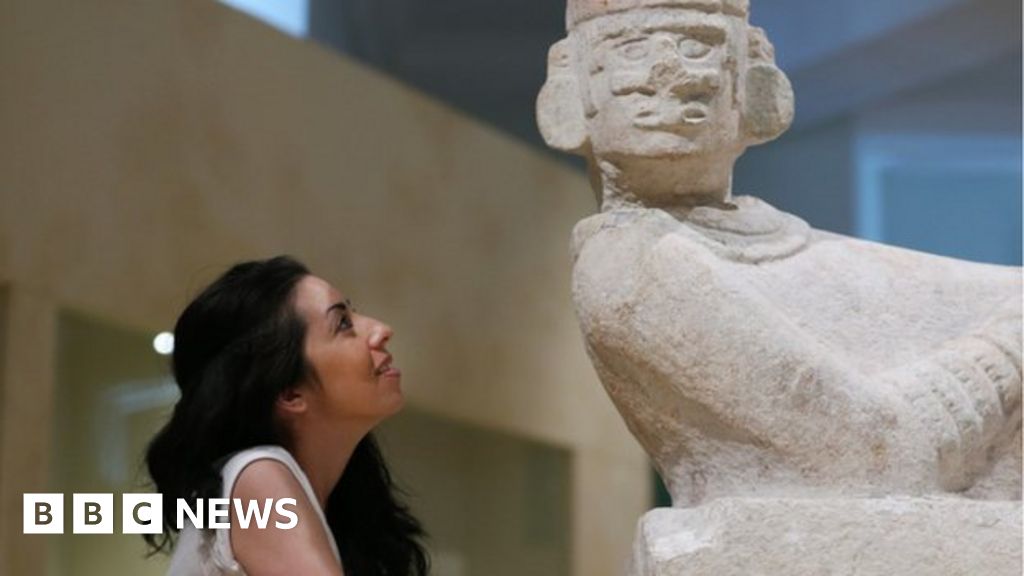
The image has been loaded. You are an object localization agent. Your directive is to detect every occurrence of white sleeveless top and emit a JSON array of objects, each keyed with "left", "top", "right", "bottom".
[{"left": 166, "top": 445, "right": 342, "bottom": 575}]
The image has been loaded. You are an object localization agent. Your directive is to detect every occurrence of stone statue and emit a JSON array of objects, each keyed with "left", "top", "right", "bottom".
[{"left": 537, "top": 0, "right": 1022, "bottom": 573}]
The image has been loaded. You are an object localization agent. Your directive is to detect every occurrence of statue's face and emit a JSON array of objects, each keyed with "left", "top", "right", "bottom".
[{"left": 576, "top": 9, "right": 745, "bottom": 159}]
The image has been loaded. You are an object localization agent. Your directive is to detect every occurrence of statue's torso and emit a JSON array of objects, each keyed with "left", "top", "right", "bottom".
[{"left": 571, "top": 196, "right": 1021, "bottom": 504}]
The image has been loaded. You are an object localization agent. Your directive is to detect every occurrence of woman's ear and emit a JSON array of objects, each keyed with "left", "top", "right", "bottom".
[
  {"left": 537, "top": 38, "right": 589, "bottom": 153},
  {"left": 276, "top": 386, "right": 309, "bottom": 417}
]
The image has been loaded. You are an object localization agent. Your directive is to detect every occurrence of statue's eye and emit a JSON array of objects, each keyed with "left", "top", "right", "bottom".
[
  {"left": 679, "top": 38, "right": 712, "bottom": 60},
  {"left": 618, "top": 39, "right": 649, "bottom": 61}
]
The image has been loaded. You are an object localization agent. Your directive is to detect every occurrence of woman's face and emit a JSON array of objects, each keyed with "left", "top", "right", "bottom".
[{"left": 291, "top": 275, "right": 404, "bottom": 426}]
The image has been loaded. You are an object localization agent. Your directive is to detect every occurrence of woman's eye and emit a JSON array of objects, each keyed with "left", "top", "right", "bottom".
[
  {"left": 336, "top": 314, "right": 354, "bottom": 333},
  {"left": 679, "top": 38, "right": 712, "bottom": 60}
]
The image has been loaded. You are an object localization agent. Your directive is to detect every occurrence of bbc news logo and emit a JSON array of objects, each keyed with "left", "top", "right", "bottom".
[{"left": 23, "top": 493, "right": 298, "bottom": 534}]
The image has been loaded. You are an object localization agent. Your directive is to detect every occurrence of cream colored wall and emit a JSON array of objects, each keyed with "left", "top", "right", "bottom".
[
  {"left": 0, "top": 287, "right": 57, "bottom": 576},
  {"left": 0, "top": 1, "right": 649, "bottom": 575}
]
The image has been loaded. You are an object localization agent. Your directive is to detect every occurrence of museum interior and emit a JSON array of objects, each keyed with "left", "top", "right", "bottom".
[{"left": 0, "top": 0, "right": 1019, "bottom": 575}]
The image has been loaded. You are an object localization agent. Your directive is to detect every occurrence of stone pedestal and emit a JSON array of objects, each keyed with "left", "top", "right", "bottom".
[{"left": 629, "top": 498, "right": 1022, "bottom": 576}]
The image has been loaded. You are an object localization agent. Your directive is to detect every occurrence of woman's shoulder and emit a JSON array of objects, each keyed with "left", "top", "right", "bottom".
[
  {"left": 224, "top": 446, "right": 344, "bottom": 574},
  {"left": 219, "top": 445, "right": 300, "bottom": 481},
  {"left": 167, "top": 446, "right": 302, "bottom": 576},
  {"left": 228, "top": 450, "right": 308, "bottom": 504},
  {"left": 208, "top": 445, "right": 341, "bottom": 572},
  {"left": 220, "top": 445, "right": 317, "bottom": 517}
]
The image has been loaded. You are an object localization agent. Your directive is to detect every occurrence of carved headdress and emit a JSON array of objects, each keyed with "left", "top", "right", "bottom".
[{"left": 567, "top": 0, "right": 750, "bottom": 28}]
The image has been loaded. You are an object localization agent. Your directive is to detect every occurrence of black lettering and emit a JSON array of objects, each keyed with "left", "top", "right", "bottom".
[
  {"left": 133, "top": 502, "right": 152, "bottom": 526},
  {"left": 85, "top": 502, "right": 102, "bottom": 525},
  {"left": 35, "top": 502, "right": 52, "bottom": 525}
]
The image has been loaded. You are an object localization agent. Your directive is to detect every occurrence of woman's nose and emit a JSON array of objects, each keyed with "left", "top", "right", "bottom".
[{"left": 369, "top": 322, "right": 394, "bottom": 349}]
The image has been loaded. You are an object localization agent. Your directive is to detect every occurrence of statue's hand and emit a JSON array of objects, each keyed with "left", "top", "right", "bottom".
[{"left": 876, "top": 295, "right": 1021, "bottom": 490}]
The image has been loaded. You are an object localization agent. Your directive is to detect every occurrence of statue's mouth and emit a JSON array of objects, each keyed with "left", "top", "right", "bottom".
[{"left": 633, "top": 103, "right": 709, "bottom": 130}]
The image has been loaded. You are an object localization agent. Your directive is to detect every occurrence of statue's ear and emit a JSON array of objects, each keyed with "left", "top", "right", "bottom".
[
  {"left": 537, "top": 38, "right": 589, "bottom": 153},
  {"left": 741, "top": 27, "right": 795, "bottom": 145},
  {"left": 742, "top": 64, "right": 794, "bottom": 144}
]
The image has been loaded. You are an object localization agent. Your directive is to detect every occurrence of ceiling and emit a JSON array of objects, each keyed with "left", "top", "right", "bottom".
[{"left": 301, "top": 0, "right": 1020, "bottom": 152}]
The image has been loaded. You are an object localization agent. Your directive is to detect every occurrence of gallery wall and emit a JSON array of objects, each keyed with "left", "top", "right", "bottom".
[{"left": 0, "top": 2, "right": 649, "bottom": 575}]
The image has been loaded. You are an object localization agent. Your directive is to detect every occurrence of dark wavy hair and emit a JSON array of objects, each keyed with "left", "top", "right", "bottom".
[{"left": 144, "top": 256, "right": 429, "bottom": 576}]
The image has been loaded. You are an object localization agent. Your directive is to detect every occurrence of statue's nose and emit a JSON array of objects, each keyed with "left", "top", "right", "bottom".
[
  {"left": 645, "top": 39, "right": 720, "bottom": 101},
  {"left": 667, "top": 70, "right": 721, "bottom": 103},
  {"left": 645, "top": 36, "right": 684, "bottom": 82}
]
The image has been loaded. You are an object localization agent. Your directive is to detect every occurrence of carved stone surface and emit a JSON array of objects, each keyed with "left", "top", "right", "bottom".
[
  {"left": 629, "top": 498, "right": 1022, "bottom": 576},
  {"left": 571, "top": 205, "right": 1021, "bottom": 505},
  {"left": 537, "top": 0, "right": 1022, "bottom": 573}
]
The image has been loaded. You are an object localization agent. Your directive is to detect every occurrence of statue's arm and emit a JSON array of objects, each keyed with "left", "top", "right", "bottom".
[
  {"left": 575, "top": 227, "right": 910, "bottom": 482},
  {"left": 575, "top": 216, "right": 1018, "bottom": 490},
  {"left": 874, "top": 295, "right": 1021, "bottom": 490}
]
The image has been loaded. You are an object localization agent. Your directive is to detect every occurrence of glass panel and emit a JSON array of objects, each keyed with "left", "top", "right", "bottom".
[
  {"left": 218, "top": 0, "right": 309, "bottom": 37},
  {"left": 50, "top": 310, "right": 173, "bottom": 576},
  {"left": 652, "top": 470, "right": 672, "bottom": 508},
  {"left": 377, "top": 409, "right": 571, "bottom": 576},
  {"left": 880, "top": 167, "right": 1022, "bottom": 265}
]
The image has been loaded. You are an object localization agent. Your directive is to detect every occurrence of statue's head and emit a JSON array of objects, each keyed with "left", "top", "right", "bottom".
[{"left": 538, "top": 0, "right": 794, "bottom": 207}]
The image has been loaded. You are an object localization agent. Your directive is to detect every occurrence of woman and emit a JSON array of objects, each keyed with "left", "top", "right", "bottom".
[{"left": 145, "top": 256, "right": 429, "bottom": 576}]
